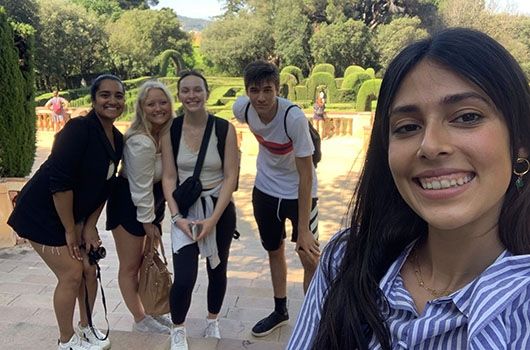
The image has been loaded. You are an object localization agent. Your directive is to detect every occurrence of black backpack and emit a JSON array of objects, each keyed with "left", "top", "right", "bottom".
[{"left": 244, "top": 103, "right": 322, "bottom": 167}]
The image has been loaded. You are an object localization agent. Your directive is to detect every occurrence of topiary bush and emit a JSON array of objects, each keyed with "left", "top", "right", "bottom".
[
  {"left": 311, "top": 63, "right": 335, "bottom": 77},
  {"left": 306, "top": 72, "right": 338, "bottom": 103},
  {"left": 279, "top": 72, "right": 297, "bottom": 101},
  {"left": 342, "top": 72, "right": 372, "bottom": 97},
  {"left": 365, "top": 67, "right": 376, "bottom": 78},
  {"left": 0, "top": 8, "right": 35, "bottom": 177},
  {"left": 343, "top": 65, "right": 365, "bottom": 77},
  {"left": 356, "top": 79, "right": 382, "bottom": 112},
  {"left": 295, "top": 85, "right": 307, "bottom": 100},
  {"left": 280, "top": 65, "right": 303, "bottom": 85},
  {"left": 156, "top": 49, "right": 185, "bottom": 77}
]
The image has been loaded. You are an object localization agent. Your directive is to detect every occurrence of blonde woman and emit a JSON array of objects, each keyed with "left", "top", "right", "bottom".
[{"left": 106, "top": 80, "right": 175, "bottom": 333}]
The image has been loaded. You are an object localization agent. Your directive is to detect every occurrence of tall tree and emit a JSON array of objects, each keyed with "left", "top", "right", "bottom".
[
  {"left": 274, "top": 0, "right": 312, "bottom": 72},
  {"left": 310, "top": 18, "right": 378, "bottom": 75},
  {"left": 107, "top": 8, "right": 192, "bottom": 78},
  {"left": 36, "top": 0, "right": 110, "bottom": 89},
  {"left": 0, "top": 7, "right": 34, "bottom": 176},
  {"left": 71, "top": 0, "right": 123, "bottom": 20},
  {"left": 116, "top": 0, "right": 158, "bottom": 10},
  {"left": 201, "top": 12, "right": 274, "bottom": 75},
  {"left": 375, "top": 16, "right": 428, "bottom": 71}
]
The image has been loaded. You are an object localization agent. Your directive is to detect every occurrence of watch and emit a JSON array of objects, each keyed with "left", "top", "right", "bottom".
[{"left": 171, "top": 213, "right": 183, "bottom": 224}]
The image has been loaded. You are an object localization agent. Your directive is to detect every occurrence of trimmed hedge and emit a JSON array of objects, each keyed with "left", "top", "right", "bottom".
[
  {"left": 366, "top": 68, "right": 376, "bottom": 78},
  {"left": 311, "top": 63, "right": 335, "bottom": 77},
  {"left": 157, "top": 49, "right": 184, "bottom": 77},
  {"left": 343, "top": 65, "right": 365, "bottom": 77},
  {"left": 280, "top": 72, "right": 297, "bottom": 101},
  {"left": 342, "top": 72, "right": 372, "bottom": 97},
  {"left": 295, "top": 85, "right": 307, "bottom": 100},
  {"left": 280, "top": 65, "right": 303, "bottom": 84},
  {"left": 356, "top": 79, "right": 382, "bottom": 111},
  {"left": 334, "top": 78, "right": 344, "bottom": 89},
  {"left": 306, "top": 72, "right": 337, "bottom": 102}
]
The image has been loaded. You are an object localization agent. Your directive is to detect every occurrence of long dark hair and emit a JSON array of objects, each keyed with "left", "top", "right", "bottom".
[{"left": 312, "top": 28, "right": 530, "bottom": 349}]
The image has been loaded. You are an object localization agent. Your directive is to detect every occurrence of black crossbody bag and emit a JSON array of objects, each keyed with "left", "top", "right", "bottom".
[{"left": 172, "top": 115, "right": 214, "bottom": 217}]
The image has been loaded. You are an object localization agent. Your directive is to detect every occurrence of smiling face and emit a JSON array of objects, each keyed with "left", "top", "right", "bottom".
[
  {"left": 387, "top": 59, "right": 512, "bottom": 233},
  {"left": 177, "top": 75, "right": 208, "bottom": 113},
  {"left": 143, "top": 88, "right": 171, "bottom": 130},
  {"left": 92, "top": 79, "right": 125, "bottom": 121}
]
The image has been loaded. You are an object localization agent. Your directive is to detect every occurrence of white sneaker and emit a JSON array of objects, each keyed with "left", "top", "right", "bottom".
[
  {"left": 152, "top": 314, "right": 173, "bottom": 328},
  {"left": 204, "top": 319, "right": 221, "bottom": 339},
  {"left": 133, "top": 315, "right": 170, "bottom": 334},
  {"left": 57, "top": 333, "right": 101, "bottom": 350},
  {"left": 76, "top": 324, "right": 111, "bottom": 350},
  {"left": 171, "top": 326, "right": 189, "bottom": 350}
]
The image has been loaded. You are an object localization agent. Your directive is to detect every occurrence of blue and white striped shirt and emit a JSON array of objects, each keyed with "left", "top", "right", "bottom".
[{"left": 288, "top": 235, "right": 530, "bottom": 349}]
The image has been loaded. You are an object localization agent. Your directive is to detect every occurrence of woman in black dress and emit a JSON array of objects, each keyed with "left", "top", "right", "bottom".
[{"left": 8, "top": 74, "right": 125, "bottom": 350}]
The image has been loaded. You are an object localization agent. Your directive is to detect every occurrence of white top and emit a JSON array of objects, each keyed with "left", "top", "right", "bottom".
[
  {"left": 176, "top": 127, "right": 223, "bottom": 189},
  {"left": 233, "top": 96, "right": 318, "bottom": 199},
  {"left": 120, "top": 134, "right": 162, "bottom": 223}
]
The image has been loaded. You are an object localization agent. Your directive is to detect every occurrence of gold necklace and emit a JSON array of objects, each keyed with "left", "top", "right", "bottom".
[{"left": 410, "top": 248, "right": 454, "bottom": 298}]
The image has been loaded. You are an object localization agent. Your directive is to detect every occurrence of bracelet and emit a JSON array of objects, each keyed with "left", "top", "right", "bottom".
[{"left": 171, "top": 213, "right": 184, "bottom": 224}]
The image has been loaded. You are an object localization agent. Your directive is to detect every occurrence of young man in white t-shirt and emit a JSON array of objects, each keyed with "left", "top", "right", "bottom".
[{"left": 233, "top": 60, "right": 320, "bottom": 337}]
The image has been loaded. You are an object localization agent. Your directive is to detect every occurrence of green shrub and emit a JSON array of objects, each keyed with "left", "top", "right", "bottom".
[
  {"left": 123, "top": 77, "right": 151, "bottom": 90},
  {"left": 312, "top": 63, "right": 335, "bottom": 77},
  {"left": 366, "top": 68, "right": 376, "bottom": 78},
  {"left": 335, "top": 78, "right": 344, "bottom": 89},
  {"left": 356, "top": 79, "right": 382, "bottom": 111},
  {"left": 280, "top": 72, "right": 297, "bottom": 101},
  {"left": 342, "top": 72, "right": 372, "bottom": 97},
  {"left": 0, "top": 8, "right": 35, "bottom": 177},
  {"left": 337, "top": 88, "right": 356, "bottom": 103},
  {"left": 306, "top": 72, "right": 338, "bottom": 102},
  {"left": 295, "top": 85, "right": 307, "bottom": 100},
  {"left": 156, "top": 49, "right": 185, "bottom": 77},
  {"left": 280, "top": 65, "right": 303, "bottom": 84},
  {"left": 343, "top": 65, "right": 365, "bottom": 77}
]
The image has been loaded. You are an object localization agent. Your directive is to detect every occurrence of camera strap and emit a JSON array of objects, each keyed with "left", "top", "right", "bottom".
[{"left": 83, "top": 261, "right": 110, "bottom": 340}]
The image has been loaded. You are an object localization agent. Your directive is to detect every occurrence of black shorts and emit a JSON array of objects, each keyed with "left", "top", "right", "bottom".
[
  {"left": 106, "top": 176, "right": 165, "bottom": 236},
  {"left": 252, "top": 187, "right": 318, "bottom": 251}
]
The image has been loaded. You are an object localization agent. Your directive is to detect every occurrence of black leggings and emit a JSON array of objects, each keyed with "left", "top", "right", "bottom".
[{"left": 170, "top": 201, "right": 236, "bottom": 324}]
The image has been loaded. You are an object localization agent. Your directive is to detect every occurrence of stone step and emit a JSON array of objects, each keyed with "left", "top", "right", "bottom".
[{"left": 0, "top": 321, "right": 285, "bottom": 350}]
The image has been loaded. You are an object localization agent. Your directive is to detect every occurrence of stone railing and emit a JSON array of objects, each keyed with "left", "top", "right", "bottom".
[{"left": 35, "top": 107, "right": 91, "bottom": 131}]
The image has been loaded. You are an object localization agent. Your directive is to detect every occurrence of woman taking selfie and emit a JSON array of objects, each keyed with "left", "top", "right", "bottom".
[
  {"left": 8, "top": 74, "right": 125, "bottom": 350},
  {"left": 289, "top": 28, "right": 530, "bottom": 349},
  {"left": 160, "top": 70, "right": 239, "bottom": 350}
]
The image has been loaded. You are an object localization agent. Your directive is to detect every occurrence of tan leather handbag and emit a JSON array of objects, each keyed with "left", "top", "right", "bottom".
[{"left": 138, "top": 237, "right": 172, "bottom": 315}]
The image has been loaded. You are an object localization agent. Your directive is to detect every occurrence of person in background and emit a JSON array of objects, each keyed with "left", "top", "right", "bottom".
[
  {"left": 161, "top": 70, "right": 239, "bottom": 350},
  {"left": 288, "top": 28, "right": 530, "bottom": 349},
  {"left": 45, "top": 90, "right": 69, "bottom": 132},
  {"left": 232, "top": 60, "right": 320, "bottom": 338},
  {"left": 106, "top": 80, "right": 175, "bottom": 334},
  {"left": 312, "top": 90, "right": 329, "bottom": 138},
  {"left": 8, "top": 74, "right": 125, "bottom": 350}
]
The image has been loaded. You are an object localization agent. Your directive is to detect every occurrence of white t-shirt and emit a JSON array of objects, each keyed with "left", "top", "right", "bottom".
[{"left": 233, "top": 96, "right": 318, "bottom": 199}]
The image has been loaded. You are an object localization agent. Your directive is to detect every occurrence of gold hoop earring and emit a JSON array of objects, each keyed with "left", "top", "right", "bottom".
[{"left": 514, "top": 157, "right": 530, "bottom": 189}]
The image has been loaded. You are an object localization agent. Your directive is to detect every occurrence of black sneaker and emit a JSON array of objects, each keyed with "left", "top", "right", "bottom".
[{"left": 251, "top": 311, "right": 289, "bottom": 337}]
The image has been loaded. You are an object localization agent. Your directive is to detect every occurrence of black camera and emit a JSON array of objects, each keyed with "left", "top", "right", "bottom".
[{"left": 87, "top": 246, "right": 106, "bottom": 265}]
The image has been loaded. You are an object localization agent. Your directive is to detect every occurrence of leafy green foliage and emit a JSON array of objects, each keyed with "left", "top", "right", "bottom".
[
  {"left": 312, "top": 63, "right": 335, "bottom": 77},
  {"left": 375, "top": 16, "right": 428, "bottom": 72},
  {"left": 71, "top": 0, "right": 122, "bottom": 20},
  {"left": 0, "top": 7, "right": 35, "bottom": 176},
  {"left": 310, "top": 19, "right": 378, "bottom": 76},
  {"left": 279, "top": 72, "right": 297, "bottom": 100},
  {"left": 273, "top": 0, "right": 312, "bottom": 73},
  {"left": 342, "top": 72, "right": 371, "bottom": 96},
  {"left": 36, "top": 0, "right": 109, "bottom": 89},
  {"left": 107, "top": 8, "right": 192, "bottom": 79},
  {"left": 156, "top": 49, "right": 185, "bottom": 77},
  {"left": 343, "top": 65, "right": 365, "bottom": 77},
  {"left": 201, "top": 12, "right": 274, "bottom": 75},
  {"left": 306, "top": 72, "right": 337, "bottom": 102},
  {"left": 280, "top": 65, "right": 304, "bottom": 84},
  {"left": 356, "top": 78, "right": 382, "bottom": 111}
]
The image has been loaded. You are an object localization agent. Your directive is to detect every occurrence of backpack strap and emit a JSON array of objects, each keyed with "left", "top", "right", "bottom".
[
  {"left": 214, "top": 116, "right": 229, "bottom": 166},
  {"left": 283, "top": 104, "right": 301, "bottom": 142},
  {"left": 170, "top": 116, "right": 184, "bottom": 162},
  {"left": 244, "top": 102, "right": 251, "bottom": 124}
]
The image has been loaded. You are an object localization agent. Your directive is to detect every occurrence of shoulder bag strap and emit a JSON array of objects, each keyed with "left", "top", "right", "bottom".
[
  {"left": 192, "top": 115, "right": 215, "bottom": 179},
  {"left": 283, "top": 104, "right": 300, "bottom": 142}
]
